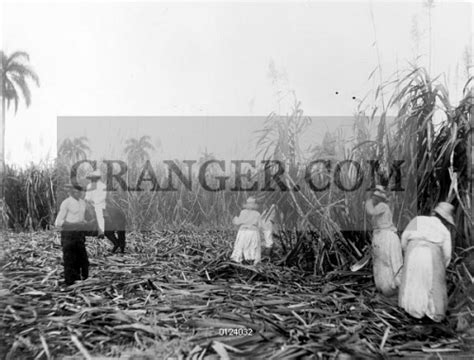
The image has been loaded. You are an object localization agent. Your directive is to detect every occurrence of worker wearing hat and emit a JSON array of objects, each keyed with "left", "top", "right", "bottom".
[
  {"left": 55, "top": 183, "right": 89, "bottom": 286},
  {"left": 84, "top": 169, "right": 107, "bottom": 239},
  {"left": 365, "top": 185, "right": 403, "bottom": 296},
  {"left": 398, "top": 202, "right": 456, "bottom": 322},
  {"left": 231, "top": 197, "right": 264, "bottom": 265}
]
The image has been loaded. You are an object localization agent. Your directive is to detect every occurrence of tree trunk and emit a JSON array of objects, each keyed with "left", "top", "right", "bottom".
[
  {"left": 470, "top": 117, "right": 473, "bottom": 247},
  {"left": 0, "top": 95, "right": 6, "bottom": 229}
]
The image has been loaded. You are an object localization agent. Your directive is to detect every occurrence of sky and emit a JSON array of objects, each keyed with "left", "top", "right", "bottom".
[
  {"left": 1, "top": 0, "right": 472, "bottom": 166},
  {"left": 57, "top": 115, "right": 357, "bottom": 163}
]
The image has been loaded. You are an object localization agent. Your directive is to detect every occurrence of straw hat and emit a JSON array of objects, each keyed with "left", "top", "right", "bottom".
[
  {"left": 433, "top": 202, "right": 455, "bottom": 226},
  {"left": 86, "top": 170, "right": 102, "bottom": 179},
  {"left": 243, "top": 197, "right": 258, "bottom": 210},
  {"left": 372, "top": 185, "right": 388, "bottom": 201}
]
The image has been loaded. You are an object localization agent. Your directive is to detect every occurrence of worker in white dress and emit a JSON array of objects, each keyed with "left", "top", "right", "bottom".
[
  {"left": 398, "top": 202, "right": 455, "bottom": 322},
  {"left": 231, "top": 197, "right": 263, "bottom": 265},
  {"left": 365, "top": 185, "right": 403, "bottom": 296}
]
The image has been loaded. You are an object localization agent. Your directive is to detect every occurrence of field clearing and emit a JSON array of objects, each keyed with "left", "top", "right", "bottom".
[{"left": 1, "top": 230, "right": 473, "bottom": 359}]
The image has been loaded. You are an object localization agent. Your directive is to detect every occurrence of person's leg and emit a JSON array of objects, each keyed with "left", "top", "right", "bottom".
[
  {"left": 62, "top": 231, "right": 79, "bottom": 285},
  {"left": 78, "top": 237, "right": 89, "bottom": 280},
  {"left": 117, "top": 231, "right": 126, "bottom": 253},
  {"left": 105, "top": 231, "right": 119, "bottom": 253},
  {"left": 71, "top": 233, "right": 84, "bottom": 282}
]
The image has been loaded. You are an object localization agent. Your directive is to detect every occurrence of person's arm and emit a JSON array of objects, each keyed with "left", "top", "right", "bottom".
[
  {"left": 441, "top": 228, "right": 452, "bottom": 267},
  {"left": 365, "top": 199, "right": 386, "bottom": 216},
  {"left": 55, "top": 200, "right": 69, "bottom": 228},
  {"left": 233, "top": 211, "right": 243, "bottom": 225}
]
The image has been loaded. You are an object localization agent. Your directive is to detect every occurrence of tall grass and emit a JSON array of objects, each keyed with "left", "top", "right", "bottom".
[
  {"left": 252, "top": 67, "right": 472, "bottom": 272},
  {"left": 386, "top": 69, "right": 472, "bottom": 248},
  {"left": 4, "top": 163, "right": 56, "bottom": 230},
  {"left": 2, "top": 67, "right": 471, "bottom": 275}
]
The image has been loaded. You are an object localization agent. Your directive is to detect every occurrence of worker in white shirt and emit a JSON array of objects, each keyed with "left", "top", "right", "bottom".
[
  {"left": 84, "top": 170, "right": 107, "bottom": 239},
  {"left": 55, "top": 183, "right": 88, "bottom": 286}
]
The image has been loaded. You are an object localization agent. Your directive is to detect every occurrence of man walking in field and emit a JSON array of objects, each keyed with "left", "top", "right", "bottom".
[
  {"left": 85, "top": 169, "right": 107, "bottom": 239},
  {"left": 55, "top": 184, "right": 89, "bottom": 286}
]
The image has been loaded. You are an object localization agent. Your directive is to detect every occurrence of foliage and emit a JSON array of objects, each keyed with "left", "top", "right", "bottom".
[
  {"left": 2, "top": 67, "right": 472, "bottom": 276},
  {"left": 0, "top": 50, "right": 39, "bottom": 218},
  {"left": 1, "top": 230, "right": 471, "bottom": 359},
  {"left": 385, "top": 69, "right": 472, "bottom": 248},
  {"left": 1, "top": 51, "right": 40, "bottom": 112},
  {"left": 124, "top": 136, "right": 155, "bottom": 164},
  {"left": 4, "top": 163, "right": 56, "bottom": 230},
  {"left": 252, "top": 67, "right": 472, "bottom": 273},
  {"left": 58, "top": 137, "right": 90, "bottom": 166}
]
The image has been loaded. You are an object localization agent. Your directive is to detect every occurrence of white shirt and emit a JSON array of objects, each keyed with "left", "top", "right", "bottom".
[
  {"left": 84, "top": 180, "right": 107, "bottom": 207},
  {"left": 233, "top": 209, "right": 263, "bottom": 230},
  {"left": 55, "top": 196, "right": 86, "bottom": 227},
  {"left": 401, "top": 216, "right": 452, "bottom": 267}
]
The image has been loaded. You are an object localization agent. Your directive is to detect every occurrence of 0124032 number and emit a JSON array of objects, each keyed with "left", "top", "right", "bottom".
[{"left": 218, "top": 328, "right": 254, "bottom": 336}]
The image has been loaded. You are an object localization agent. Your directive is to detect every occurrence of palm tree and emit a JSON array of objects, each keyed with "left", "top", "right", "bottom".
[
  {"left": 124, "top": 135, "right": 155, "bottom": 164},
  {"left": 123, "top": 135, "right": 156, "bottom": 189},
  {"left": 58, "top": 137, "right": 90, "bottom": 165},
  {"left": 0, "top": 50, "right": 40, "bottom": 216}
]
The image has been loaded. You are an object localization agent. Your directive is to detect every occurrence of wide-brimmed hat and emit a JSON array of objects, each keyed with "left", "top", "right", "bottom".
[
  {"left": 372, "top": 185, "right": 388, "bottom": 201},
  {"left": 243, "top": 197, "right": 258, "bottom": 210},
  {"left": 86, "top": 170, "right": 102, "bottom": 179},
  {"left": 433, "top": 202, "right": 455, "bottom": 226}
]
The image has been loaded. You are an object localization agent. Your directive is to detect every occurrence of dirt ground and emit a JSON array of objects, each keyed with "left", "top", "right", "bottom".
[{"left": 0, "top": 230, "right": 472, "bottom": 359}]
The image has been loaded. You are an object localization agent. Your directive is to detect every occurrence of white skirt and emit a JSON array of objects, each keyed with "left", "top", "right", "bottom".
[
  {"left": 372, "top": 229, "right": 403, "bottom": 296},
  {"left": 399, "top": 240, "right": 447, "bottom": 322},
  {"left": 231, "top": 229, "right": 261, "bottom": 263}
]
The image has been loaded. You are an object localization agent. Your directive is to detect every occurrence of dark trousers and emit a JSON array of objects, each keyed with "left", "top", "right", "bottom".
[{"left": 61, "top": 227, "right": 89, "bottom": 286}]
